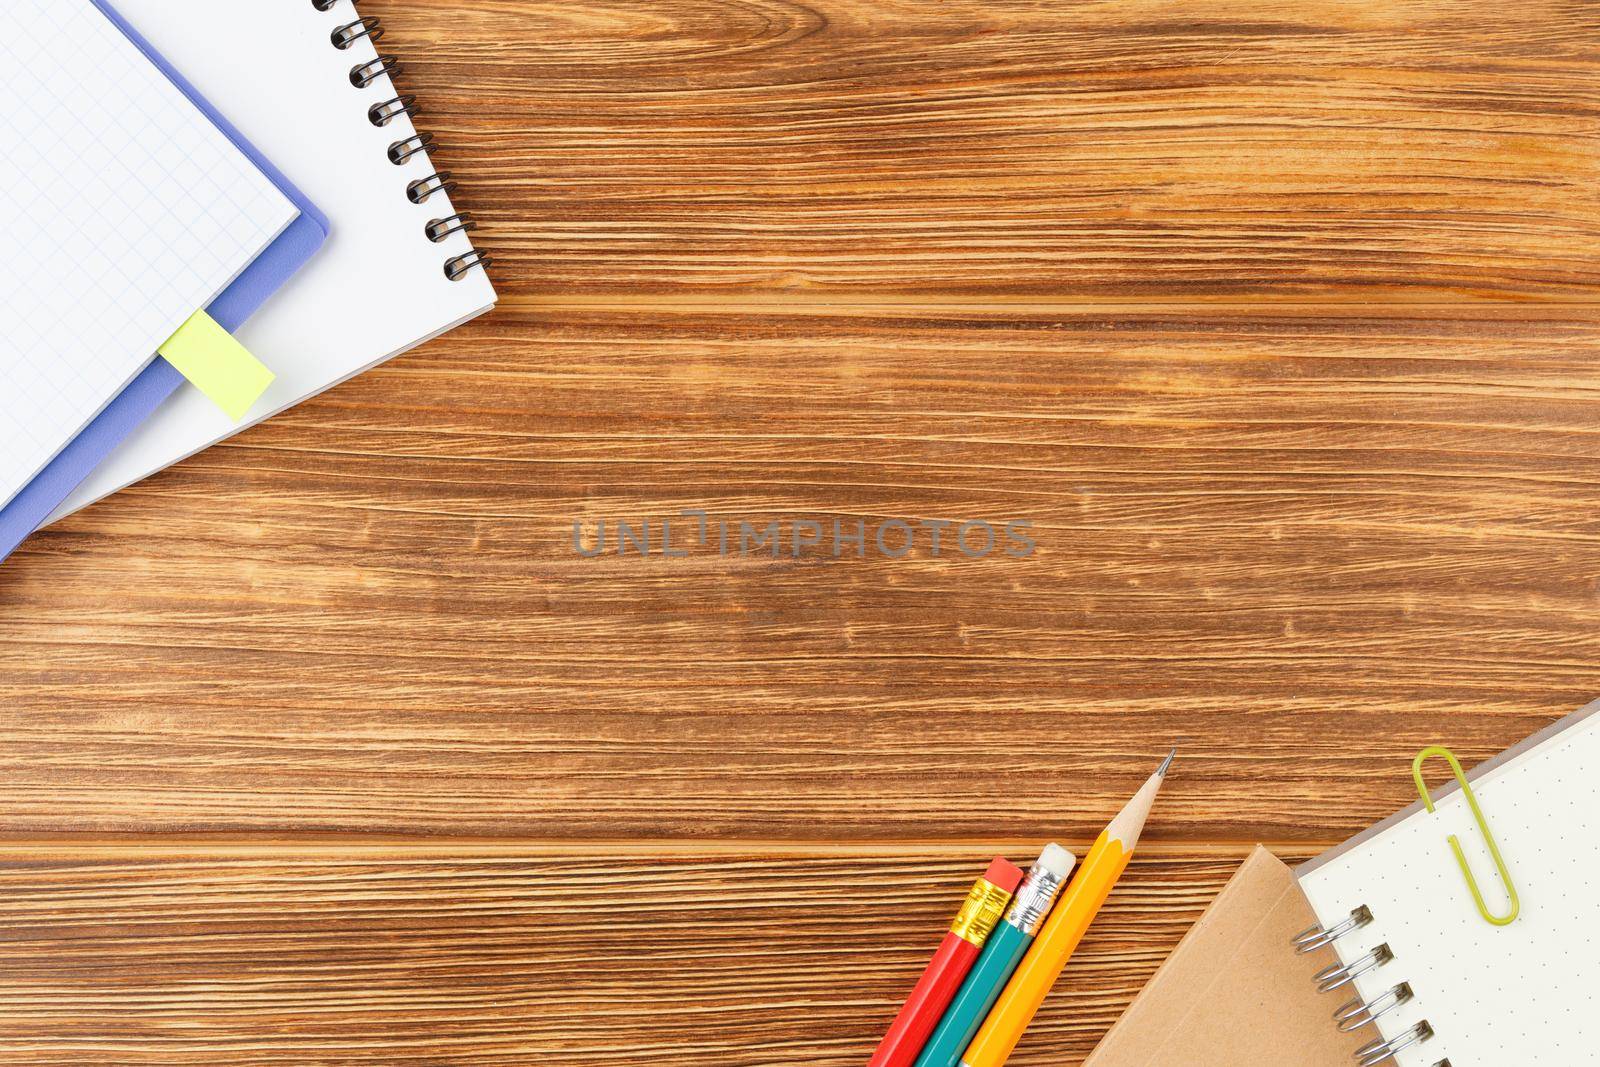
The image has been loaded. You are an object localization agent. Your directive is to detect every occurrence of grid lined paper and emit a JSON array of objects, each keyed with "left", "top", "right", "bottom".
[{"left": 0, "top": 1, "right": 296, "bottom": 509}]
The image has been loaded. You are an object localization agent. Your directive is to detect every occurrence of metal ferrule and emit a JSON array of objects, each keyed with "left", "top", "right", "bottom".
[
  {"left": 949, "top": 877, "right": 1014, "bottom": 946},
  {"left": 1003, "top": 861, "right": 1068, "bottom": 937}
]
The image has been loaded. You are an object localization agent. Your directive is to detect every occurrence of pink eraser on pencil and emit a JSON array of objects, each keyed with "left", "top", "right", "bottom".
[{"left": 982, "top": 857, "right": 1026, "bottom": 893}]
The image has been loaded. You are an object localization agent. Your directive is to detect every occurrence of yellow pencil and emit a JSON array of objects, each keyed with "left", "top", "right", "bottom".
[{"left": 960, "top": 750, "right": 1175, "bottom": 1067}]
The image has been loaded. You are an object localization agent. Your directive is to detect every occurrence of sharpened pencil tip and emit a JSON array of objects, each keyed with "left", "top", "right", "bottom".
[{"left": 1158, "top": 748, "right": 1176, "bottom": 777}]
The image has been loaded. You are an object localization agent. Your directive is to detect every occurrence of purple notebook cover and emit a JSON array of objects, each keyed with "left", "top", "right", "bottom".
[{"left": 0, "top": 0, "right": 329, "bottom": 564}]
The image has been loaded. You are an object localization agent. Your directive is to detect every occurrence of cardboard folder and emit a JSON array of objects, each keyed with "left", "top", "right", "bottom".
[{"left": 1083, "top": 847, "right": 1373, "bottom": 1066}]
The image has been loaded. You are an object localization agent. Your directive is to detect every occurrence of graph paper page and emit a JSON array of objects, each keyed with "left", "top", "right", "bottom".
[
  {"left": 52, "top": 0, "right": 496, "bottom": 519},
  {"left": 0, "top": 1, "right": 296, "bottom": 508}
]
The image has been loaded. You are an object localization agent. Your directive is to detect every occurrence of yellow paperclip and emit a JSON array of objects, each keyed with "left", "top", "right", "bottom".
[{"left": 1412, "top": 745, "right": 1520, "bottom": 927}]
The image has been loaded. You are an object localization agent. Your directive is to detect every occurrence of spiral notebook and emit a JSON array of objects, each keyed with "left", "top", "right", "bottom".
[
  {"left": 1083, "top": 848, "right": 1372, "bottom": 1067},
  {"left": 1087, "top": 702, "right": 1600, "bottom": 1067},
  {"left": 1297, "top": 701, "right": 1600, "bottom": 1066},
  {"left": 0, "top": 1, "right": 298, "bottom": 512},
  {"left": 47, "top": 0, "right": 496, "bottom": 522},
  {"left": 0, "top": 0, "right": 328, "bottom": 564}
]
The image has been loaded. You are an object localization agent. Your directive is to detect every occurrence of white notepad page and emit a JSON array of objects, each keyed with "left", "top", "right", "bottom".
[
  {"left": 1298, "top": 702, "right": 1600, "bottom": 1066},
  {"left": 50, "top": 0, "right": 497, "bottom": 521},
  {"left": 0, "top": 2, "right": 296, "bottom": 510}
]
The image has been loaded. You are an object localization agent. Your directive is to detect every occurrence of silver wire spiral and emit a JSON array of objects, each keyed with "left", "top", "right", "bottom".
[{"left": 315, "top": 2, "right": 492, "bottom": 281}]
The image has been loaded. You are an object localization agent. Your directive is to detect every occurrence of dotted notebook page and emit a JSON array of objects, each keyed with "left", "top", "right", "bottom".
[
  {"left": 0, "top": 1, "right": 296, "bottom": 509},
  {"left": 1299, "top": 704, "right": 1600, "bottom": 1067}
]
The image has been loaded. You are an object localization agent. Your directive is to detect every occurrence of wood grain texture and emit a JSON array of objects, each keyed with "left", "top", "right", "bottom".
[
  {"left": 7, "top": 0, "right": 1600, "bottom": 1061},
  {"left": 0, "top": 841, "right": 1297, "bottom": 1065},
  {"left": 381, "top": 0, "right": 1600, "bottom": 299},
  {"left": 2, "top": 305, "right": 1597, "bottom": 837}
]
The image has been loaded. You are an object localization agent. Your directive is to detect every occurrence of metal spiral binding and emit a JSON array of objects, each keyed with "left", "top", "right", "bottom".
[
  {"left": 1356, "top": 1021, "right": 1440, "bottom": 1066},
  {"left": 314, "top": 1, "right": 490, "bottom": 282},
  {"left": 368, "top": 93, "right": 418, "bottom": 127},
  {"left": 331, "top": 16, "right": 383, "bottom": 50},
  {"left": 388, "top": 132, "right": 434, "bottom": 165},
  {"left": 407, "top": 172, "right": 456, "bottom": 204},
  {"left": 1315, "top": 943, "right": 1392, "bottom": 993},
  {"left": 1293, "top": 904, "right": 1450, "bottom": 1065},
  {"left": 445, "top": 249, "right": 493, "bottom": 282},
  {"left": 1294, "top": 906, "right": 1372, "bottom": 953},
  {"left": 426, "top": 213, "right": 476, "bottom": 242},
  {"left": 350, "top": 55, "right": 401, "bottom": 89},
  {"left": 1335, "top": 983, "right": 1412, "bottom": 1032}
]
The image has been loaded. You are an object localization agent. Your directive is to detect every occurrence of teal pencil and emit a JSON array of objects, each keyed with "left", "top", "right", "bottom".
[{"left": 912, "top": 844, "right": 1075, "bottom": 1067}]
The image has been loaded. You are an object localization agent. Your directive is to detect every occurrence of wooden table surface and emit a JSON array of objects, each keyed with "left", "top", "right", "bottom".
[{"left": 4, "top": 1, "right": 1600, "bottom": 1062}]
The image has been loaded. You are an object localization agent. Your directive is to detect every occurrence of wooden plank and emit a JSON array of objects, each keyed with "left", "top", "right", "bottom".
[
  {"left": 370, "top": 0, "right": 1600, "bottom": 300},
  {"left": 12, "top": 1, "right": 1599, "bottom": 1060},
  {"left": 0, "top": 840, "right": 1306, "bottom": 1065},
  {"left": 1, "top": 306, "right": 1597, "bottom": 837}
]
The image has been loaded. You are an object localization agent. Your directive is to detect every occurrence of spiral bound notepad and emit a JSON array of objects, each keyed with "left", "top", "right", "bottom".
[
  {"left": 1297, "top": 701, "right": 1600, "bottom": 1066},
  {"left": 1083, "top": 848, "right": 1371, "bottom": 1067},
  {"left": 49, "top": 0, "right": 496, "bottom": 520},
  {"left": 0, "top": 2, "right": 296, "bottom": 510}
]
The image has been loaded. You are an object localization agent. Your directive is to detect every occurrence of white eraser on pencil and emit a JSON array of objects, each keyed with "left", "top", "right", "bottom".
[{"left": 1038, "top": 842, "right": 1075, "bottom": 879}]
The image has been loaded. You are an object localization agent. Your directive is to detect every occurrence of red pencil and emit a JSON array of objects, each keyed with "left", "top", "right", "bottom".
[{"left": 869, "top": 857, "right": 1026, "bottom": 1067}]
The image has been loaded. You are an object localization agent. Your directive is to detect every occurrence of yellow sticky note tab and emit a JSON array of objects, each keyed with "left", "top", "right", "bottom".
[{"left": 157, "top": 310, "right": 274, "bottom": 421}]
